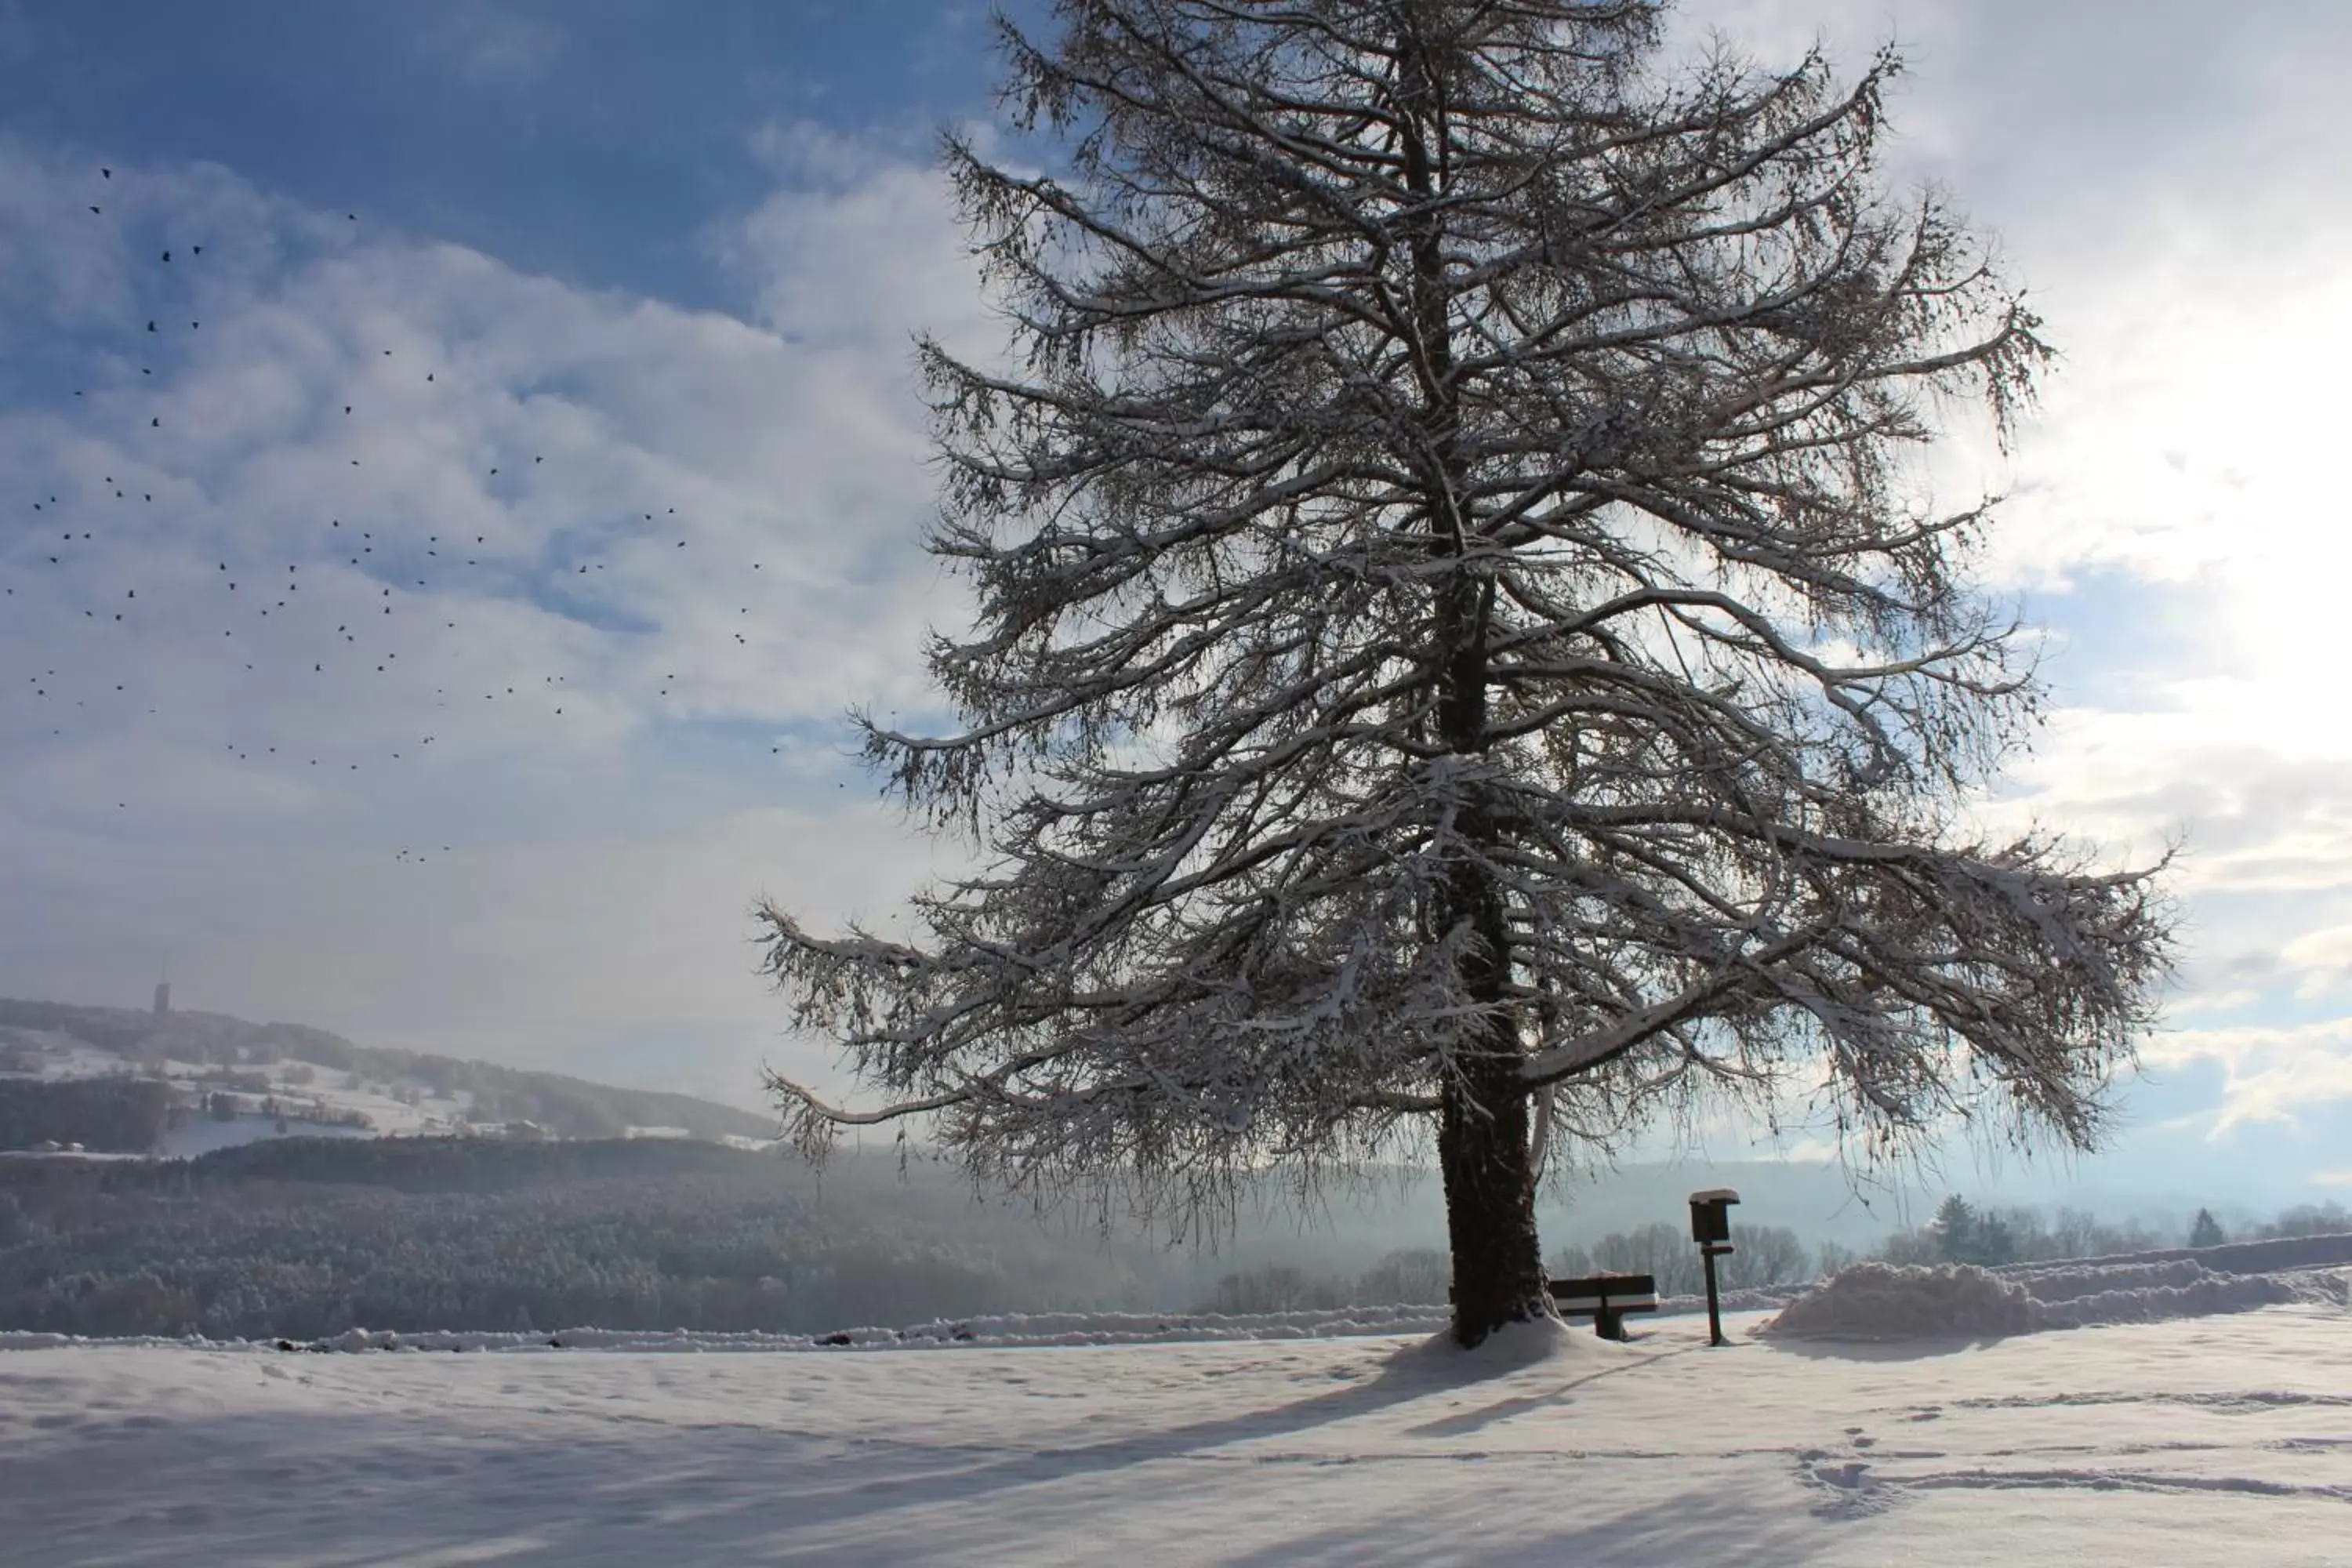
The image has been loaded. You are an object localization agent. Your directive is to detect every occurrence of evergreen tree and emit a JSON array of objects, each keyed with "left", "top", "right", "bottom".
[
  {"left": 1933, "top": 1195, "right": 1979, "bottom": 1265},
  {"left": 1974, "top": 1209, "right": 2016, "bottom": 1267},
  {"left": 753, "top": 0, "right": 2176, "bottom": 1345},
  {"left": 2188, "top": 1207, "right": 2226, "bottom": 1248}
]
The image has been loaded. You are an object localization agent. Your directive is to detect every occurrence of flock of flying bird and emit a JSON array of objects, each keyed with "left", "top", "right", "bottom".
[{"left": 9, "top": 165, "right": 808, "bottom": 862}]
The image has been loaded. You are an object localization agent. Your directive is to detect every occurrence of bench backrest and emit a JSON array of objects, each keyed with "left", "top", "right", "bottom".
[{"left": 1548, "top": 1273, "right": 1660, "bottom": 1311}]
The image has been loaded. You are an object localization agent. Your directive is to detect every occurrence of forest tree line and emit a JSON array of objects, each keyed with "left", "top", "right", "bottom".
[
  {"left": 0, "top": 1077, "right": 172, "bottom": 1153},
  {"left": 1, "top": 1138, "right": 1181, "bottom": 1339}
]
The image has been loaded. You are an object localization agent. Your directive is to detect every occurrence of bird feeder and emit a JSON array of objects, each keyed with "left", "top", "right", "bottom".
[
  {"left": 1690, "top": 1189, "right": 1739, "bottom": 1246},
  {"left": 1688, "top": 1188, "right": 1740, "bottom": 1345}
]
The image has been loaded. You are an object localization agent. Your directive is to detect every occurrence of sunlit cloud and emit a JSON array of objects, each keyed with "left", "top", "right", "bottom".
[
  {"left": 2280, "top": 927, "right": 2352, "bottom": 999},
  {"left": 2141, "top": 1018, "right": 2352, "bottom": 1139}
]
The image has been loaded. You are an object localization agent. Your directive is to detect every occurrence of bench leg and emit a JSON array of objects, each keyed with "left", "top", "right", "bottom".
[{"left": 1595, "top": 1305, "right": 1623, "bottom": 1341}]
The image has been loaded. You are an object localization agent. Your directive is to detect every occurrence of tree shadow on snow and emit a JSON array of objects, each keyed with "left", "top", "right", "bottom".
[
  {"left": 1761, "top": 1330, "right": 2024, "bottom": 1362},
  {"left": 791, "top": 1328, "right": 1645, "bottom": 1508},
  {"left": 1400, "top": 1345, "right": 1677, "bottom": 1439}
]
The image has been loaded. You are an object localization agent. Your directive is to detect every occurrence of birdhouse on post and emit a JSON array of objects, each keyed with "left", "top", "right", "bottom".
[
  {"left": 1689, "top": 1189, "right": 1740, "bottom": 1345},
  {"left": 1690, "top": 1189, "right": 1738, "bottom": 1246}
]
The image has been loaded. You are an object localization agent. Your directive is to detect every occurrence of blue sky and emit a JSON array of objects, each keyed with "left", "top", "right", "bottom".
[
  {"left": 3, "top": 0, "right": 2349, "bottom": 1214},
  {"left": 0, "top": 2, "right": 1008, "bottom": 313}
]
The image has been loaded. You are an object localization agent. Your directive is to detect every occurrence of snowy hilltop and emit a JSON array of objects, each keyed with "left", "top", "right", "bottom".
[{"left": 0, "top": 993, "right": 777, "bottom": 1154}]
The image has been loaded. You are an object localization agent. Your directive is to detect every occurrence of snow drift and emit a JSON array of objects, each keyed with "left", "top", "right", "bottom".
[
  {"left": 1762, "top": 1262, "right": 2038, "bottom": 1339},
  {"left": 1765, "top": 1256, "right": 2350, "bottom": 1340}
]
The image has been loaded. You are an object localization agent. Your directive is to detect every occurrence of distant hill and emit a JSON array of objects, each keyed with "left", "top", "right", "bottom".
[{"left": 0, "top": 996, "right": 778, "bottom": 1147}]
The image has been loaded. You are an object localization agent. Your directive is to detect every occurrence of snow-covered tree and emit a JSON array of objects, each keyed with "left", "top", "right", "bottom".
[{"left": 753, "top": 0, "right": 2175, "bottom": 1345}]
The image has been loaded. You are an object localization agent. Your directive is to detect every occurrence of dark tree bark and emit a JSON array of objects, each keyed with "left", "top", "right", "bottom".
[{"left": 1397, "top": 13, "right": 1550, "bottom": 1340}]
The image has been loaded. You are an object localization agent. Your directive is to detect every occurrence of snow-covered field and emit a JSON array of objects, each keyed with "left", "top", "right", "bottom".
[{"left": 5, "top": 1287, "right": 2347, "bottom": 1566}]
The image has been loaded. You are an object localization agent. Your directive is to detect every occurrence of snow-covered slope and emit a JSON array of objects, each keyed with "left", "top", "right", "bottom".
[
  {"left": 1, "top": 996, "right": 782, "bottom": 1149},
  {"left": 3, "top": 1299, "right": 2346, "bottom": 1566}
]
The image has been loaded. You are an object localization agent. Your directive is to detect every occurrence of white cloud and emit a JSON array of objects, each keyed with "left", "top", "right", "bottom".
[
  {"left": 2165, "top": 987, "right": 2261, "bottom": 1018},
  {"left": 718, "top": 117, "right": 1004, "bottom": 365},
  {"left": 2281, "top": 926, "right": 2352, "bottom": 999},
  {"left": 2140, "top": 1018, "right": 2352, "bottom": 1138}
]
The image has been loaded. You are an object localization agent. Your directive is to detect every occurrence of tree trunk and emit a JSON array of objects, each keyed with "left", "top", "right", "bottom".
[
  {"left": 1432, "top": 742, "right": 1549, "bottom": 1346},
  {"left": 1389, "top": 21, "right": 1552, "bottom": 1348},
  {"left": 1439, "top": 1032, "right": 1550, "bottom": 1346}
]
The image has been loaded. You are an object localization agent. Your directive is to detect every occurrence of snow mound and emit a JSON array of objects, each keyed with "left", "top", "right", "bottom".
[
  {"left": 1385, "top": 1312, "right": 1624, "bottom": 1377},
  {"left": 1765, "top": 1255, "right": 2352, "bottom": 1341},
  {"left": 1762, "top": 1261, "right": 2038, "bottom": 1340},
  {"left": 2002, "top": 1257, "right": 2212, "bottom": 1305},
  {"left": 2031, "top": 1265, "right": 2342, "bottom": 1329}
]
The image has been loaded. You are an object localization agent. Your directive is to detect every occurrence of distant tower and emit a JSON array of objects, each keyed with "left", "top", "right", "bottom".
[{"left": 152, "top": 980, "right": 171, "bottom": 1016}]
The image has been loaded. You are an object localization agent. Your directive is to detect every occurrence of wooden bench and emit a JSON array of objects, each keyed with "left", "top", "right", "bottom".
[{"left": 1548, "top": 1272, "right": 1660, "bottom": 1341}]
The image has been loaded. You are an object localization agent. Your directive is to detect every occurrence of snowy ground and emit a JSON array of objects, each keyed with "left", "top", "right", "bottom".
[{"left": 5, "top": 1297, "right": 2348, "bottom": 1566}]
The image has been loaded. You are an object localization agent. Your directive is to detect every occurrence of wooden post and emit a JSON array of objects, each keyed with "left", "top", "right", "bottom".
[
  {"left": 1700, "top": 1243, "right": 1730, "bottom": 1347},
  {"left": 1689, "top": 1189, "right": 1740, "bottom": 1348}
]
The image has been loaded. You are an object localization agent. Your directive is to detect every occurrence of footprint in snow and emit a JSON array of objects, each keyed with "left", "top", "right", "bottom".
[{"left": 1798, "top": 1449, "right": 1900, "bottom": 1519}]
